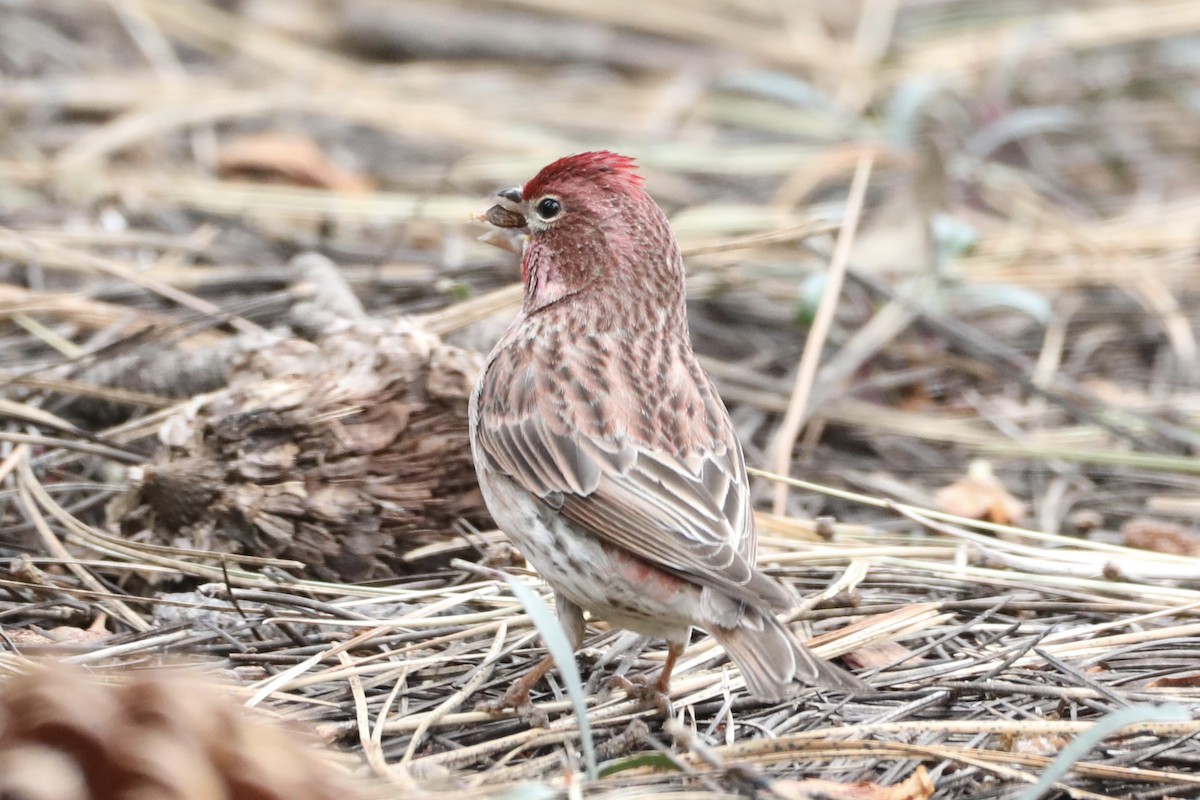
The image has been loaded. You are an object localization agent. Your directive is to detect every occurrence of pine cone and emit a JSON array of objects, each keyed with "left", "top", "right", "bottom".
[
  {"left": 109, "top": 317, "right": 490, "bottom": 582},
  {"left": 0, "top": 663, "right": 364, "bottom": 800}
]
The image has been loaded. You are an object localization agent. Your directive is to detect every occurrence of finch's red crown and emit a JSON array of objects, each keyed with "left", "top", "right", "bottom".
[{"left": 522, "top": 151, "right": 644, "bottom": 200}]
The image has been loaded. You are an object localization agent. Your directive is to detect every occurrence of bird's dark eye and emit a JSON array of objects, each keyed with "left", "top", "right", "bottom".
[{"left": 535, "top": 197, "right": 562, "bottom": 220}]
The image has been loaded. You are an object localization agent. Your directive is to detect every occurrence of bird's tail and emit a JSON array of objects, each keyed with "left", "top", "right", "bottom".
[{"left": 709, "top": 610, "right": 867, "bottom": 701}]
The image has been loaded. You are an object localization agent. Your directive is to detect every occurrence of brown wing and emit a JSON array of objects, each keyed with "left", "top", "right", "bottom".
[{"left": 474, "top": 331, "right": 790, "bottom": 611}]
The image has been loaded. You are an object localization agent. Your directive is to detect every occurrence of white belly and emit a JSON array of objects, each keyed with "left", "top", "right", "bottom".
[{"left": 475, "top": 467, "right": 695, "bottom": 642}]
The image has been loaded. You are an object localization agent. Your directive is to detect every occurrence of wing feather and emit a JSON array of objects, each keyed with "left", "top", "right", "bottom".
[{"left": 475, "top": 336, "right": 791, "bottom": 611}]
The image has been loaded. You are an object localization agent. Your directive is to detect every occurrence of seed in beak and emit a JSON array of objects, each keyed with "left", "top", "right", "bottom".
[{"left": 485, "top": 203, "right": 527, "bottom": 228}]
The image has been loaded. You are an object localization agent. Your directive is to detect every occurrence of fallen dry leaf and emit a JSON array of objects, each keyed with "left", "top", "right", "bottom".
[
  {"left": 217, "top": 133, "right": 373, "bottom": 193},
  {"left": 1080, "top": 378, "right": 1148, "bottom": 407},
  {"left": 1147, "top": 672, "right": 1200, "bottom": 688},
  {"left": 5, "top": 614, "right": 109, "bottom": 645},
  {"left": 896, "top": 382, "right": 937, "bottom": 413},
  {"left": 935, "top": 460, "right": 1026, "bottom": 524},
  {"left": 1122, "top": 517, "right": 1200, "bottom": 557},
  {"left": 842, "top": 640, "right": 916, "bottom": 671},
  {"left": 4, "top": 629, "right": 57, "bottom": 645},
  {"left": 999, "top": 731, "right": 1071, "bottom": 756},
  {"left": 772, "top": 765, "right": 933, "bottom": 800}
]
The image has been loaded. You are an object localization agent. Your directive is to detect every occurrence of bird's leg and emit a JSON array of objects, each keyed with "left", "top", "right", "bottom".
[
  {"left": 477, "top": 654, "right": 556, "bottom": 726},
  {"left": 609, "top": 640, "right": 684, "bottom": 716},
  {"left": 656, "top": 640, "right": 684, "bottom": 693},
  {"left": 477, "top": 593, "right": 585, "bottom": 727}
]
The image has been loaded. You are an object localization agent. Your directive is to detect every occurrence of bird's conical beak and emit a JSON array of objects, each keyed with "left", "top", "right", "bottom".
[
  {"left": 477, "top": 186, "right": 529, "bottom": 256},
  {"left": 485, "top": 187, "right": 527, "bottom": 229}
]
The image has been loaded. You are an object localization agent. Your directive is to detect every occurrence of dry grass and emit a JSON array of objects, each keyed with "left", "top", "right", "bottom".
[{"left": 2, "top": 0, "right": 1200, "bottom": 797}]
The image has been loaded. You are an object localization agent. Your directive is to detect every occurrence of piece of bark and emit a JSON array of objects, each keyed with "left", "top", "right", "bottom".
[{"left": 109, "top": 315, "right": 489, "bottom": 582}]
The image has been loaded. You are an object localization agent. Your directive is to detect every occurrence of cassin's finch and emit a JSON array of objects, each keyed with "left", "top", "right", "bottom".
[{"left": 471, "top": 152, "right": 865, "bottom": 714}]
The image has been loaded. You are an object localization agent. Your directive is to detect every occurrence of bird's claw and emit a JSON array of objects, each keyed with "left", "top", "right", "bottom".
[
  {"left": 475, "top": 685, "right": 550, "bottom": 728},
  {"left": 608, "top": 674, "right": 673, "bottom": 717}
]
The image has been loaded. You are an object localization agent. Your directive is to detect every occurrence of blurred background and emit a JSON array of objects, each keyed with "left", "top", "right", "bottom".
[
  {"left": 3, "top": 3, "right": 1200, "bottom": 793},
  {"left": 3, "top": 0, "right": 1200, "bottom": 563}
]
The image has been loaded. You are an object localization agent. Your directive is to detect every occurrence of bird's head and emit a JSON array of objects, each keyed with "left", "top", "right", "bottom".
[{"left": 482, "top": 151, "right": 684, "bottom": 317}]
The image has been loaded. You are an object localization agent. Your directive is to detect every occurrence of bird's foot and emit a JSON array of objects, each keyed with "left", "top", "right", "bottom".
[
  {"left": 475, "top": 682, "right": 550, "bottom": 728},
  {"left": 608, "top": 673, "right": 672, "bottom": 717},
  {"left": 476, "top": 653, "right": 557, "bottom": 727}
]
